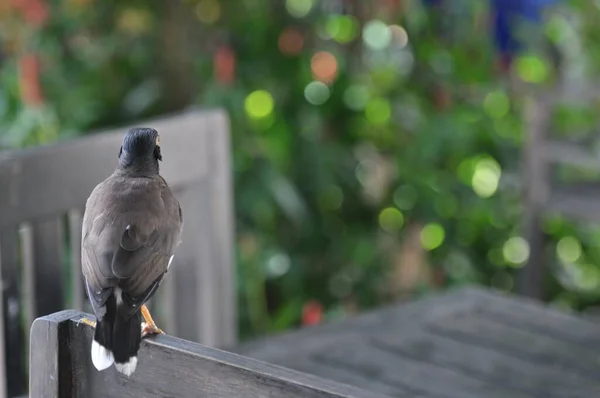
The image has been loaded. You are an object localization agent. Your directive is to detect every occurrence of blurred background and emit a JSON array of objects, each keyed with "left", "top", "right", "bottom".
[{"left": 2, "top": 0, "right": 600, "bottom": 347}]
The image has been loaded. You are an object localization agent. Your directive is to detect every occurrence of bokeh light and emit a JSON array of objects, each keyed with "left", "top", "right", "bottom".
[
  {"left": 420, "top": 223, "right": 445, "bottom": 250},
  {"left": 266, "top": 252, "right": 291, "bottom": 278},
  {"left": 195, "top": 0, "right": 221, "bottom": 24},
  {"left": 325, "top": 15, "right": 360, "bottom": 43},
  {"left": 362, "top": 20, "right": 392, "bottom": 50},
  {"left": 286, "top": 0, "right": 314, "bottom": 18},
  {"left": 556, "top": 236, "right": 582, "bottom": 263},
  {"left": 244, "top": 90, "right": 274, "bottom": 119},
  {"left": 278, "top": 28, "right": 304, "bottom": 56},
  {"left": 503, "top": 237, "right": 529, "bottom": 266},
  {"left": 304, "top": 81, "right": 330, "bottom": 105},
  {"left": 389, "top": 24, "right": 409, "bottom": 48},
  {"left": 471, "top": 157, "right": 501, "bottom": 198},
  {"left": 515, "top": 55, "right": 549, "bottom": 83},
  {"left": 483, "top": 91, "right": 510, "bottom": 119},
  {"left": 379, "top": 207, "right": 404, "bottom": 233},
  {"left": 343, "top": 85, "right": 370, "bottom": 111},
  {"left": 311, "top": 51, "right": 338, "bottom": 83},
  {"left": 365, "top": 97, "right": 391, "bottom": 125}
]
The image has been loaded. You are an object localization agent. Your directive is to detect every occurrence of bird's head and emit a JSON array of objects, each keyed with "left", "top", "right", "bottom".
[{"left": 118, "top": 127, "right": 162, "bottom": 173}]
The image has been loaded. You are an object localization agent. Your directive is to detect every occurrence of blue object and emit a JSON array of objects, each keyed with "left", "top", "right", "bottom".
[
  {"left": 491, "top": 0, "right": 559, "bottom": 53},
  {"left": 422, "top": 0, "right": 560, "bottom": 54}
]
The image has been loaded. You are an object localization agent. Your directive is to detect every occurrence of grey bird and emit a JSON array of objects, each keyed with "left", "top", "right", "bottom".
[{"left": 81, "top": 127, "right": 183, "bottom": 376}]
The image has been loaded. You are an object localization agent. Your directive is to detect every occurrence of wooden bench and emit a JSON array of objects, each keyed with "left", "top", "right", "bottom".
[
  {"left": 0, "top": 108, "right": 236, "bottom": 397},
  {"left": 29, "top": 311, "right": 383, "bottom": 398},
  {"left": 235, "top": 286, "right": 600, "bottom": 398}
]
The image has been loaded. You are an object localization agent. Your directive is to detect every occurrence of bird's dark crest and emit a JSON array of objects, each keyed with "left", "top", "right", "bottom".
[{"left": 118, "top": 127, "right": 162, "bottom": 168}]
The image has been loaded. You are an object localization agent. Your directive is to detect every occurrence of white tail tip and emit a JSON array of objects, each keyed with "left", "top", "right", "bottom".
[
  {"left": 115, "top": 356, "right": 138, "bottom": 377},
  {"left": 91, "top": 340, "right": 114, "bottom": 371}
]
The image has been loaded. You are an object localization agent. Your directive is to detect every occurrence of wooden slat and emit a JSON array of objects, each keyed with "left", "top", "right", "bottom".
[
  {"left": 29, "top": 310, "right": 384, "bottom": 398},
  {"left": 18, "top": 224, "right": 35, "bottom": 340},
  {"left": 68, "top": 210, "right": 84, "bottom": 311},
  {"left": 0, "top": 108, "right": 211, "bottom": 228},
  {"left": 319, "top": 340, "right": 529, "bottom": 398},
  {"left": 236, "top": 287, "right": 600, "bottom": 398},
  {"left": 544, "top": 140, "right": 600, "bottom": 169},
  {"left": 31, "top": 219, "right": 66, "bottom": 320},
  {"left": 171, "top": 185, "right": 208, "bottom": 344},
  {"left": 544, "top": 183, "right": 600, "bottom": 222},
  {"left": 0, "top": 228, "right": 25, "bottom": 397},
  {"left": 374, "top": 329, "right": 600, "bottom": 397},
  {"left": 518, "top": 97, "right": 550, "bottom": 299},
  {"left": 0, "top": 235, "right": 7, "bottom": 398},
  {"left": 207, "top": 110, "right": 236, "bottom": 347}
]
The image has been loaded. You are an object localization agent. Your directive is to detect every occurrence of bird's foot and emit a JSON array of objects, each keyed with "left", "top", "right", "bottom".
[
  {"left": 140, "top": 304, "right": 164, "bottom": 337},
  {"left": 78, "top": 317, "right": 97, "bottom": 328},
  {"left": 141, "top": 321, "right": 164, "bottom": 338}
]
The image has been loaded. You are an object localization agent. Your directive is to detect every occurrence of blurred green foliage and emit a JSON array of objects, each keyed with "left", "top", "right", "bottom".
[{"left": 3, "top": 0, "right": 600, "bottom": 340}]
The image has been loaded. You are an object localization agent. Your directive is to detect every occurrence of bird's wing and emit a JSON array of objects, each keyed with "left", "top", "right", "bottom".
[{"left": 81, "top": 176, "right": 183, "bottom": 319}]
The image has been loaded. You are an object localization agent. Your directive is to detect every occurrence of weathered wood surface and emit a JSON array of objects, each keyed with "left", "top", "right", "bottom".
[
  {"left": 235, "top": 287, "right": 600, "bottom": 398},
  {"left": 0, "top": 107, "right": 236, "bottom": 397},
  {"left": 29, "top": 311, "right": 383, "bottom": 398}
]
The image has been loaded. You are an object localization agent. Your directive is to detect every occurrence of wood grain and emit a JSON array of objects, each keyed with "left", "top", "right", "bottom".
[
  {"left": 29, "top": 310, "right": 383, "bottom": 398},
  {"left": 236, "top": 287, "right": 600, "bottom": 398}
]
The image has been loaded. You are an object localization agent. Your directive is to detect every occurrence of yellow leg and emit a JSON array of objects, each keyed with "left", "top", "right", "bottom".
[
  {"left": 141, "top": 304, "right": 164, "bottom": 337},
  {"left": 79, "top": 317, "right": 97, "bottom": 328}
]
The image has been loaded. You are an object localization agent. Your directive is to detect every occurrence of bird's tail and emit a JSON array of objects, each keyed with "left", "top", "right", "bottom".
[
  {"left": 112, "top": 310, "right": 142, "bottom": 376},
  {"left": 90, "top": 295, "right": 142, "bottom": 377}
]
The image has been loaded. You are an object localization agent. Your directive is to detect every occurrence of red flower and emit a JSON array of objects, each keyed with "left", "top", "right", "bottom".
[
  {"left": 214, "top": 45, "right": 236, "bottom": 85},
  {"left": 302, "top": 300, "right": 323, "bottom": 326}
]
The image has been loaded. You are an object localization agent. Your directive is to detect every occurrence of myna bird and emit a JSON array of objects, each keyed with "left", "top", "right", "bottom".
[{"left": 81, "top": 127, "right": 183, "bottom": 376}]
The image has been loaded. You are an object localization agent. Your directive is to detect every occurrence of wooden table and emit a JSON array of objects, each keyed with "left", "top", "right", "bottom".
[{"left": 235, "top": 287, "right": 600, "bottom": 398}]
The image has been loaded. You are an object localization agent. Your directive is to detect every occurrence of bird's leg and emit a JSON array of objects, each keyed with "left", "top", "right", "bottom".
[
  {"left": 141, "top": 304, "right": 164, "bottom": 337},
  {"left": 78, "top": 317, "right": 97, "bottom": 328}
]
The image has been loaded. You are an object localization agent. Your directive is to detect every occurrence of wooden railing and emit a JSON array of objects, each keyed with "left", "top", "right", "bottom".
[{"left": 29, "top": 311, "right": 382, "bottom": 398}]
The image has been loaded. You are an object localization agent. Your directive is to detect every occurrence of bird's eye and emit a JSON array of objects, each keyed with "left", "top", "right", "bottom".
[{"left": 156, "top": 135, "right": 160, "bottom": 146}]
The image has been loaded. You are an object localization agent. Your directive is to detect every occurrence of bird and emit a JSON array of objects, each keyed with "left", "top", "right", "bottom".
[{"left": 80, "top": 127, "right": 183, "bottom": 376}]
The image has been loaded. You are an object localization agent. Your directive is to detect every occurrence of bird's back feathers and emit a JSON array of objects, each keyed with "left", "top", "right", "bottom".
[{"left": 82, "top": 170, "right": 182, "bottom": 376}]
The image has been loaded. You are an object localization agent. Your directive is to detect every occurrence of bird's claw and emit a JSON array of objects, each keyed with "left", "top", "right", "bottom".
[
  {"left": 141, "top": 321, "right": 164, "bottom": 338},
  {"left": 78, "top": 317, "right": 97, "bottom": 328}
]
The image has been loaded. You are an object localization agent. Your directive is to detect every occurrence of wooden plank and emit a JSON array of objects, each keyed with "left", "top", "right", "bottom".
[
  {"left": 0, "top": 235, "right": 7, "bottom": 398},
  {"left": 32, "top": 218, "right": 66, "bottom": 318},
  {"left": 278, "top": 358, "right": 413, "bottom": 398},
  {"left": 19, "top": 224, "right": 36, "bottom": 338},
  {"left": 374, "top": 328, "right": 600, "bottom": 397},
  {"left": 0, "top": 228, "right": 25, "bottom": 397},
  {"left": 0, "top": 108, "right": 211, "bottom": 228},
  {"left": 207, "top": 110, "right": 237, "bottom": 347},
  {"left": 544, "top": 140, "right": 600, "bottom": 170},
  {"left": 236, "top": 287, "right": 600, "bottom": 398},
  {"left": 518, "top": 96, "right": 550, "bottom": 299},
  {"left": 317, "top": 340, "right": 530, "bottom": 398},
  {"left": 545, "top": 184, "right": 600, "bottom": 223},
  {"left": 171, "top": 184, "right": 208, "bottom": 344},
  {"left": 28, "top": 310, "right": 81, "bottom": 398},
  {"left": 424, "top": 313, "right": 600, "bottom": 385},
  {"left": 451, "top": 288, "right": 600, "bottom": 344},
  {"left": 68, "top": 210, "right": 84, "bottom": 311},
  {"left": 29, "top": 310, "right": 385, "bottom": 398}
]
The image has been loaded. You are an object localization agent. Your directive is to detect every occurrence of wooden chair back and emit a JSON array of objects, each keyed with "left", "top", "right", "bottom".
[{"left": 0, "top": 108, "right": 236, "bottom": 397}]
